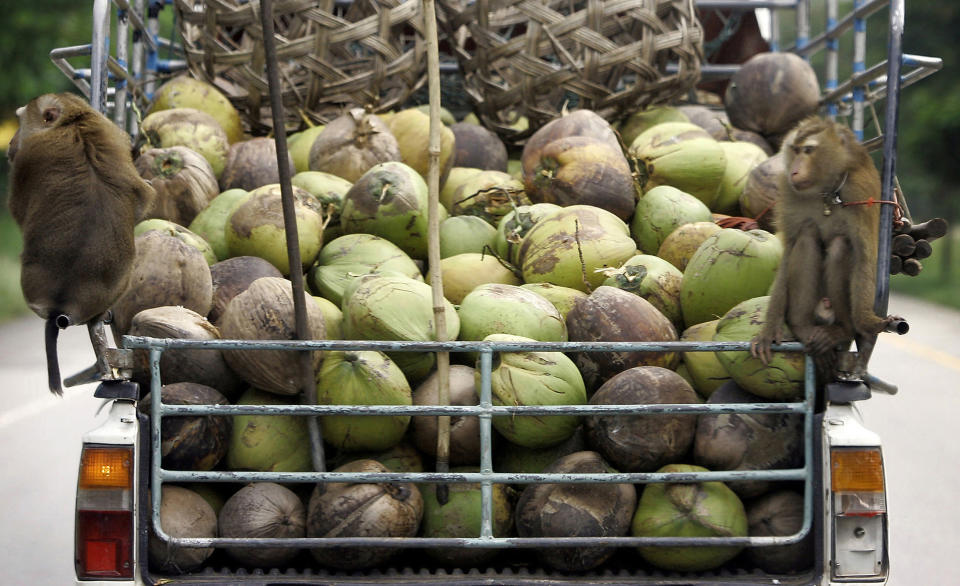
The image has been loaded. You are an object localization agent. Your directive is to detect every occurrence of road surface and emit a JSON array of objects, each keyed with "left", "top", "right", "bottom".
[{"left": 0, "top": 292, "right": 957, "bottom": 584}]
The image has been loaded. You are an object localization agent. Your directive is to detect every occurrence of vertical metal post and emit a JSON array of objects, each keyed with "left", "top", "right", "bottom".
[
  {"left": 146, "top": 0, "right": 161, "bottom": 99},
  {"left": 796, "top": 0, "right": 810, "bottom": 52},
  {"left": 852, "top": 0, "right": 868, "bottom": 138},
  {"left": 115, "top": 5, "right": 130, "bottom": 129},
  {"left": 826, "top": 0, "right": 839, "bottom": 118},
  {"left": 91, "top": 0, "right": 112, "bottom": 114},
  {"left": 149, "top": 347, "right": 164, "bottom": 546},
  {"left": 131, "top": 0, "right": 146, "bottom": 135},
  {"left": 478, "top": 350, "right": 495, "bottom": 539}
]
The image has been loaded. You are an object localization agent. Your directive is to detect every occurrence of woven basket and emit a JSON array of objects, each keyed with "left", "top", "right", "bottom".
[
  {"left": 439, "top": 0, "right": 704, "bottom": 139},
  {"left": 174, "top": 0, "right": 428, "bottom": 132}
]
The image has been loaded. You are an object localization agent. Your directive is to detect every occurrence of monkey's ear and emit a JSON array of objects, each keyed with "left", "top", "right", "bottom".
[{"left": 42, "top": 107, "right": 61, "bottom": 125}]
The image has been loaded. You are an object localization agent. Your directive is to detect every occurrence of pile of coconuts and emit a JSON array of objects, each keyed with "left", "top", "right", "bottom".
[{"left": 128, "top": 56, "right": 820, "bottom": 577}]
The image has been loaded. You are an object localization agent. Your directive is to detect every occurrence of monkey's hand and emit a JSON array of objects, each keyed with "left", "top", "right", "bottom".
[
  {"left": 750, "top": 327, "right": 782, "bottom": 365},
  {"left": 857, "top": 314, "right": 907, "bottom": 338},
  {"left": 805, "top": 325, "right": 851, "bottom": 355}
]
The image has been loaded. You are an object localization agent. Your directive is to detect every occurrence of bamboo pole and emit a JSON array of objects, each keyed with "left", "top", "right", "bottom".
[{"left": 422, "top": 0, "right": 452, "bottom": 504}]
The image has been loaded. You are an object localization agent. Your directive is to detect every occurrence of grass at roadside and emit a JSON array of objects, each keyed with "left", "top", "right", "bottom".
[{"left": 889, "top": 229, "right": 960, "bottom": 310}]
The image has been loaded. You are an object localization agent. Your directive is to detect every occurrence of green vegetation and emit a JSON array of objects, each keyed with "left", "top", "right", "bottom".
[{"left": 0, "top": 213, "right": 27, "bottom": 321}]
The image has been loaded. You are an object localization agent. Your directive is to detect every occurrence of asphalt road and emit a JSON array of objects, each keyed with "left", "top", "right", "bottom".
[{"left": 0, "top": 292, "right": 957, "bottom": 585}]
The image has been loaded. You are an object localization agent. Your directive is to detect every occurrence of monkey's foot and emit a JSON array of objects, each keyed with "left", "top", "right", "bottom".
[{"left": 750, "top": 328, "right": 782, "bottom": 365}]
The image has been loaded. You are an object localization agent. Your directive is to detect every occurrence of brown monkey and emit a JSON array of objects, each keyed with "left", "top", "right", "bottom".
[
  {"left": 750, "top": 116, "right": 898, "bottom": 366},
  {"left": 7, "top": 93, "right": 154, "bottom": 394}
]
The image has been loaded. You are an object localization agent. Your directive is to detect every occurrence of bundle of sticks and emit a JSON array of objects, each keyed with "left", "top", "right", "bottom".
[{"left": 889, "top": 217, "right": 948, "bottom": 276}]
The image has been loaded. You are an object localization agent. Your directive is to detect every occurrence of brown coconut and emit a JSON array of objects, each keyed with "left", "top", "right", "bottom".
[
  {"left": 148, "top": 486, "right": 217, "bottom": 574},
  {"left": 219, "top": 276, "right": 326, "bottom": 396},
  {"left": 515, "top": 451, "right": 637, "bottom": 572},
  {"left": 740, "top": 152, "right": 787, "bottom": 231},
  {"left": 450, "top": 122, "right": 509, "bottom": 171},
  {"left": 128, "top": 306, "right": 243, "bottom": 399},
  {"left": 412, "top": 365, "right": 482, "bottom": 465},
  {"left": 584, "top": 367, "right": 700, "bottom": 472},
  {"left": 138, "top": 382, "right": 231, "bottom": 471},
  {"left": 724, "top": 52, "right": 820, "bottom": 137},
  {"left": 208, "top": 256, "right": 284, "bottom": 325},
  {"left": 219, "top": 137, "right": 295, "bottom": 192},
  {"left": 219, "top": 482, "right": 306, "bottom": 568},
  {"left": 745, "top": 489, "right": 815, "bottom": 573},
  {"left": 521, "top": 109, "right": 621, "bottom": 166},
  {"left": 136, "top": 146, "right": 219, "bottom": 226},
  {"left": 111, "top": 231, "right": 213, "bottom": 335},
  {"left": 308, "top": 108, "right": 401, "bottom": 183},
  {"left": 566, "top": 286, "right": 680, "bottom": 392},
  {"left": 307, "top": 459, "right": 423, "bottom": 569}
]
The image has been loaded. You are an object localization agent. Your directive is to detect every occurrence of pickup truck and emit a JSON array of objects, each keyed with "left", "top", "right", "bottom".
[{"left": 60, "top": 0, "right": 941, "bottom": 584}]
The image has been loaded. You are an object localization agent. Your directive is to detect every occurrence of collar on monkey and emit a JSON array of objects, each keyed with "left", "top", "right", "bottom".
[{"left": 821, "top": 172, "right": 848, "bottom": 215}]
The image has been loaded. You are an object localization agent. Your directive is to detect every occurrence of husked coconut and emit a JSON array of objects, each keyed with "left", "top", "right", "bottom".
[
  {"left": 138, "top": 382, "right": 231, "bottom": 471},
  {"left": 148, "top": 486, "right": 217, "bottom": 574},
  {"left": 745, "top": 489, "right": 814, "bottom": 573},
  {"left": 412, "top": 365, "right": 482, "bottom": 465},
  {"left": 208, "top": 256, "right": 283, "bottom": 325},
  {"left": 219, "top": 483, "right": 305, "bottom": 567},
  {"left": 450, "top": 122, "right": 508, "bottom": 171},
  {"left": 136, "top": 146, "right": 219, "bottom": 226},
  {"left": 140, "top": 107, "right": 230, "bottom": 178},
  {"left": 219, "top": 137, "right": 294, "bottom": 192},
  {"left": 308, "top": 108, "right": 400, "bottom": 182}
]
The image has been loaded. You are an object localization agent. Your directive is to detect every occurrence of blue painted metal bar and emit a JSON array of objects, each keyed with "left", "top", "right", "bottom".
[{"left": 826, "top": 0, "right": 839, "bottom": 117}]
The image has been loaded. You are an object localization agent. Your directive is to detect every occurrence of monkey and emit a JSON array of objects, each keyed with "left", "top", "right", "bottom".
[
  {"left": 750, "top": 116, "right": 899, "bottom": 368},
  {"left": 7, "top": 93, "right": 155, "bottom": 394}
]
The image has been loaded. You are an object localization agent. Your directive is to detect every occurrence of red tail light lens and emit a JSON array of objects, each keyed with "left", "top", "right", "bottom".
[{"left": 75, "top": 445, "right": 134, "bottom": 579}]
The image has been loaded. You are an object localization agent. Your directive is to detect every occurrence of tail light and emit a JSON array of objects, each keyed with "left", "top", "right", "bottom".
[
  {"left": 75, "top": 444, "right": 134, "bottom": 579},
  {"left": 831, "top": 447, "right": 887, "bottom": 580}
]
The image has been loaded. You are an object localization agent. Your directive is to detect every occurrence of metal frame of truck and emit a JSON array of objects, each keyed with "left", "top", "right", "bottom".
[{"left": 59, "top": 0, "right": 941, "bottom": 584}]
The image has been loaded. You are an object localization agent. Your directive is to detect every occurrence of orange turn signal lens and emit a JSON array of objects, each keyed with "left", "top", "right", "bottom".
[
  {"left": 831, "top": 447, "right": 884, "bottom": 493},
  {"left": 79, "top": 446, "right": 133, "bottom": 489}
]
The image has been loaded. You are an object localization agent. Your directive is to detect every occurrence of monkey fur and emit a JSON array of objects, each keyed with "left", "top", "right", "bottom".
[
  {"left": 7, "top": 93, "right": 154, "bottom": 394},
  {"left": 750, "top": 116, "right": 899, "bottom": 368}
]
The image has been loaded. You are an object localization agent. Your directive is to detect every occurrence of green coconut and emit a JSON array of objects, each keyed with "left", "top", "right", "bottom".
[
  {"left": 680, "top": 228, "right": 782, "bottom": 327},
  {"left": 493, "top": 426, "right": 587, "bottom": 478},
  {"left": 657, "top": 221, "right": 723, "bottom": 272},
  {"left": 388, "top": 108, "right": 456, "bottom": 186},
  {"left": 494, "top": 203, "right": 562, "bottom": 265},
  {"left": 135, "top": 218, "right": 217, "bottom": 265},
  {"left": 714, "top": 141, "right": 769, "bottom": 215},
  {"left": 519, "top": 205, "right": 637, "bottom": 292},
  {"left": 288, "top": 124, "right": 326, "bottom": 173},
  {"left": 629, "top": 122, "right": 727, "bottom": 209},
  {"left": 340, "top": 161, "right": 442, "bottom": 259},
  {"left": 481, "top": 333, "right": 586, "bottom": 449},
  {"left": 600, "top": 254, "right": 684, "bottom": 329},
  {"left": 519, "top": 283, "right": 589, "bottom": 320},
  {"left": 632, "top": 464, "right": 748, "bottom": 572},
  {"left": 225, "top": 183, "right": 325, "bottom": 275},
  {"left": 439, "top": 215, "right": 498, "bottom": 258},
  {"left": 440, "top": 167, "right": 484, "bottom": 211},
  {"left": 630, "top": 185, "right": 713, "bottom": 254},
  {"left": 188, "top": 188, "right": 252, "bottom": 261},
  {"left": 448, "top": 169, "right": 528, "bottom": 224},
  {"left": 619, "top": 106, "right": 690, "bottom": 151},
  {"left": 316, "top": 350, "right": 412, "bottom": 452},
  {"left": 712, "top": 297, "right": 804, "bottom": 401},
  {"left": 226, "top": 388, "right": 312, "bottom": 472},
  {"left": 457, "top": 283, "right": 567, "bottom": 351},
  {"left": 309, "top": 233, "right": 423, "bottom": 307},
  {"left": 427, "top": 253, "right": 522, "bottom": 305},
  {"left": 342, "top": 274, "right": 460, "bottom": 382},
  {"left": 680, "top": 319, "right": 731, "bottom": 398},
  {"left": 148, "top": 75, "right": 244, "bottom": 143},
  {"left": 140, "top": 107, "right": 230, "bottom": 178},
  {"left": 312, "top": 295, "right": 343, "bottom": 339},
  {"left": 290, "top": 170, "right": 352, "bottom": 242}
]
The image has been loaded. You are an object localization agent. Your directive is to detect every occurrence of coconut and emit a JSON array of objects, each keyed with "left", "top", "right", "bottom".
[
  {"left": 137, "top": 382, "right": 231, "bottom": 470},
  {"left": 341, "top": 274, "right": 460, "bottom": 382},
  {"left": 184, "top": 483, "right": 230, "bottom": 516},
  {"left": 740, "top": 152, "right": 787, "bottom": 232},
  {"left": 219, "top": 483, "right": 306, "bottom": 567},
  {"left": 630, "top": 185, "right": 714, "bottom": 254},
  {"left": 521, "top": 109, "right": 621, "bottom": 167},
  {"left": 412, "top": 365, "right": 482, "bottom": 465},
  {"left": 519, "top": 205, "right": 636, "bottom": 292},
  {"left": 136, "top": 146, "right": 220, "bottom": 226},
  {"left": 632, "top": 463, "right": 748, "bottom": 572},
  {"left": 725, "top": 52, "right": 820, "bottom": 137},
  {"left": 141, "top": 107, "right": 230, "bottom": 178},
  {"left": 493, "top": 426, "right": 587, "bottom": 479},
  {"left": 680, "top": 319, "right": 731, "bottom": 398},
  {"left": 600, "top": 254, "right": 684, "bottom": 330},
  {"left": 111, "top": 230, "right": 213, "bottom": 335},
  {"left": 219, "top": 137, "right": 295, "bottom": 192},
  {"left": 712, "top": 297, "right": 805, "bottom": 401},
  {"left": 676, "top": 105, "right": 731, "bottom": 141},
  {"left": 427, "top": 253, "right": 521, "bottom": 305},
  {"left": 516, "top": 451, "right": 637, "bottom": 572},
  {"left": 440, "top": 167, "right": 484, "bottom": 211},
  {"left": 450, "top": 122, "right": 509, "bottom": 171},
  {"left": 331, "top": 439, "right": 426, "bottom": 474},
  {"left": 129, "top": 306, "right": 243, "bottom": 398},
  {"left": 448, "top": 170, "right": 528, "bottom": 224},
  {"left": 148, "top": 75, "right": 244, "bottom": 143},
  {"left": 313, "top": 295, "right": 343, "bottom": 339},
  {"left": 619, "top": 106, "right": 690, "bottom": 150},
  {"left": 188, "top": 188, "right": 252, "bottom": 261},
  {"left": 482, "top": 334, "right": 586, "bottom": 449},
  {"left": 288, "top": 124, "right": 325, "bottom": 173},
  {"left": 519, "top": 282, "right": 589, "bottom": 320},
  {"left": 226, "top": 387, "right": 312, "bottom": 472},
  {"left": 584, "top": 366, "right": 700, "bottom": 472},
  {"left": 680, "top": 228, "right": 782, "bottom": 327},
  {"left": 208, "top": 256, "right": 284, "bottom": 325},
  {"left": 414, "top": 103, "right": 456, "bottom": 125},
  {"left": 745, "top": 489, "right": 814, "bottom": 573},
  {"left": 309, "top": 108, "right": 401, "bottom": 183},
  {"left": 387, "top": 108, "right": 456, "bottom": 186},
  {"left": 134, "top": 218, "right": 217, "bottom": 265},
  {"left": 694, "top": 381, "right": 804, "bottom": 498},
  {"left": 714, "top": 141, "right": 770, "bottom": 215},
  {"left": 148, "top": 486, "right": 217, "bottom": 574},
  {"left": 457, "top": 283, "right": 567, "bottom": 347},
  {"left": 420, "top": 470, "right": 515, "bottom": 566},
  {"left": 566, "top": 286, "right": 680, "bottom": 392},
  {"left": 439, "top": 215, "right": 498, "bottom": 258},
  {"left": 307, "top": 460, "right": 423, "bottom": 569},
  {"left": 225, "top": 183, "right": 325, "bottom": 276},
  {"left": 522, "top": 135, "right": 637, "bottom": 221},
  {"left": 219, "top": 277, "right": 326, "bottom": 396},
  {"left": 308, "top": 233, "right": 423, "bottom": 307},
  {"left": 657, "top": 221, "right": 723, "bottom": 272},
  {"left": 340, "top": 161, "right": 441, "bottom": 259},
  {"left": 494, "top": 203, "right": 562, "bottom": 265},
  {"left": 291, "top": 171, "right": 353, "bottom": 242},
  {"left": 316, "top": 350, "right": 412, "bottom": 452},
  {"left": 629, "top": 122, "right": 728, "bottom": 209}
]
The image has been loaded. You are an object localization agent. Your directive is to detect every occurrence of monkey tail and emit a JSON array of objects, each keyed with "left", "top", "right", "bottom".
[{"left": 45, "top": 316, "right": 65, "bottom": 395}]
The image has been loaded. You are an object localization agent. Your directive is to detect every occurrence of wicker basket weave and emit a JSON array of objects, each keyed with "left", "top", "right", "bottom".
[
  {"left": 439, "top": 0, "right": 704, "bottom": 139},
  {"left": 174, "top": 0, "right": 428, "bottom": 132}
]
